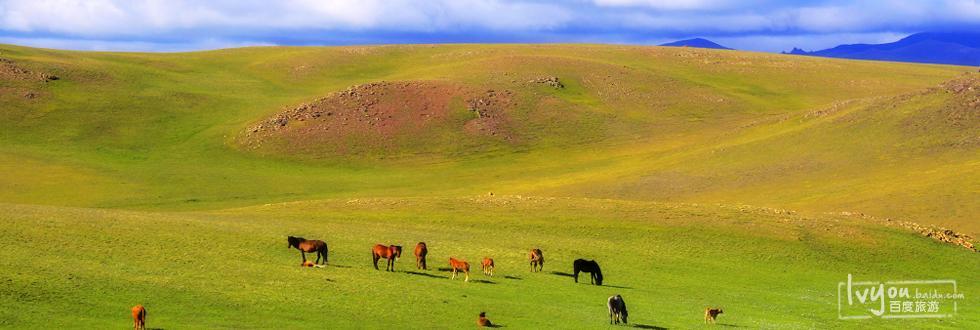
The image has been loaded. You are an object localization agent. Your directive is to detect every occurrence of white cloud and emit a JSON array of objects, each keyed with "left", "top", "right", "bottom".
[{"left": 0, "top": 0, "right": 976, "bottom": 52}]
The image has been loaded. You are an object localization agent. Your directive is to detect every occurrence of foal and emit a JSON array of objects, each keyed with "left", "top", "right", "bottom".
[
  {"left": 414, "top": 242, "right": 428, "bottom": 270},
  {"left": 372, "top": 244, "right": 402, "bottom": 271},
  {"left": 529, "top": 248, "right": 544, "bottom": 272},
  {"left": 481, "top": 257, "right": 495, "bottom": 277},
  {"left": 449, "top": 257, "right": 470, "bottom": 282},
  {"left": 131, "top": 305, "right": 146, "bottom": 330}
]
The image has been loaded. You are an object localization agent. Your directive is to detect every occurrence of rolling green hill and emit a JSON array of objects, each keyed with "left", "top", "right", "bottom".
[{"left": 0, "top": 44, "right": 976, "bottom": 328}]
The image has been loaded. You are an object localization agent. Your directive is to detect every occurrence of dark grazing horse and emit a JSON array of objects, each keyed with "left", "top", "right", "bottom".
[
  {"left": 372, "top": 244, "right": 402, "bottom": 271},
  {"left": 529, "top": 248, "right": 544, "bottom": 272},
  {"left": 415, "top": 242, "right": 428, "bottom": 270},
  {"left": 573, "top": 259, "right": 603, "bottom": 285},
  {"left": 287, "top": 236, "right": 329, "bottom": 265},
  {"left": 608, "top": 295, "right": 628, "bottom": 325}
]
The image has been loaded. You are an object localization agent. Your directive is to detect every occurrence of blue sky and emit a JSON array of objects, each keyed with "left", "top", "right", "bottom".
[{"left": 0, "top": 0, "right": 978, "bottom": 52}]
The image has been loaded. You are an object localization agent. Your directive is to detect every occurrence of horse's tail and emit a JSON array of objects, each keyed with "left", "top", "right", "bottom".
[{"left": 322, "top": 244, "right": 329, "bottom": 264}]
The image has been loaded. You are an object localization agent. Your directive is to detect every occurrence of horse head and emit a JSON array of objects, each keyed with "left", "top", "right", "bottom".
[
  {"left": 287, "top": 236, "right": 302, "bottom": 249},
  {"left": 593, "top": 261, "right": 603, "bottom": 285},
  {"left": 392, "top": 245, "right": 403, "bottom": 258}
]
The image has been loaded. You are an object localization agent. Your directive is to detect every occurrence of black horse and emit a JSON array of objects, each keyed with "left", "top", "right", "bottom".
[{"left": 573, "top": 259, "right": 603, "bottom": 285}]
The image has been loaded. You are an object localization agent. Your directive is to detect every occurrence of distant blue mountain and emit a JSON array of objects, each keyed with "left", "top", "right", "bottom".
[
  {"left": 660, "top": 38, "right": 733, "bottom": 50},
  {"left": 784, "top": 32, "right": 980, "bottom": 66}
]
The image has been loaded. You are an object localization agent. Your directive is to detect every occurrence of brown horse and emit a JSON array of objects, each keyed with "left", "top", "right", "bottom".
[
  {"left": 287, "top": 236, "right": 329, "bottom": 265},
  {"left": 415, "top": 242, "right": 428, "bottom": 270},
  {"left": 449, "top": 257, "right": 470, "bottom": 282},
  {"left": 529, "top": 248, "right": 544, "bottom": 272},
  {"left": 131, "top": 305, "right": 146, "bottom": 330},
  {"left": 372, "top": 244, "right": 403, "bottom": 271},
  {"left": 481, "top": 257, "right": 495, "bottom": 277}
]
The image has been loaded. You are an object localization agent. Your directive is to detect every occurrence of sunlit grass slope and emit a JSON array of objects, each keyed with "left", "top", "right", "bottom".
[
  {"left": 0, "top": 43, "right": 977, "bottom": 328},
  {"left": 0, "top": 43, "right": 975, "bottom": 234},
  {"left": 0, "top": 198, "right": 977, "bottom": 329}
]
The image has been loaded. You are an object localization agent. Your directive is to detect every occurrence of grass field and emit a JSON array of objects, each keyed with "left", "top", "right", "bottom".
[{"left": 0, "top": 43, "right": 977, "bottom": 328}]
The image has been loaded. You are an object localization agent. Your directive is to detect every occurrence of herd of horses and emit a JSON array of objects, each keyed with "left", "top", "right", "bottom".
[{"left": 125, "top": 235, "right": 720, "bottom": 329}]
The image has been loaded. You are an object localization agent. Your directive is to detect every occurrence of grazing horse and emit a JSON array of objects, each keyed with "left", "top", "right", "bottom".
[
  {"left": 415, "top": 242, "right": 428, "bottom": 270},
  {"left": 287, "top": 236, "right": 329, "bottom": 265},
  {"left": 477, "top": 311, "right": 493, "bottom": 327},
  {"left": 131, "top": 305, "right": 146, "bottom": 330},
  {"left": 573, "top": 259, "right": 603, "bottom": 285},
  {"left": 529, "top": 248, "right": 544, "bottom": 272},
  {"left": 608, "top": 295, "right": 628, "bottom": 325},
  {"left": 481, "top": 257, "right": 495, "bottom": 277},
  {"left": 704, "top": 307, "right": 724, "bottom": 324},
  {"left": 449, "top": 257, "right": 470, "bottom": 282},
  {"left": 372, "top": 244, "right": 402, "bottom": 271}
]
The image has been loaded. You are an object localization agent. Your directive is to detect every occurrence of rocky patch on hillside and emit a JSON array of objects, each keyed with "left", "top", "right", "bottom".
[
  {"left": 241, "top": 81, "right": 517, "bottom": 155},
  {"left": 0, "top": 58, "right": 58, "bottom": 83},
  {"left": 837, "top": 211, "right": 977, "bottom": 252}
]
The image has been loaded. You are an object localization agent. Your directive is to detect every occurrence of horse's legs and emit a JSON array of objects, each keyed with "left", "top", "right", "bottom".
[
  {"left": 372, "top": 253, "right": 380, "bottom": 270},
  {"left": 301, "top": 251, "right": 307, "bottom": 263},
  {"left": 451, "top": 268, "right": 456, "bottom": 279},
  {"left": 314, "top": 251, "right": 321, "bottom": 265},
  {"left": 422, "top": 257, "right": 426, "bottom": 270},
  {"left": 464, "top": 269, "right": 469, "bottom": 282}
]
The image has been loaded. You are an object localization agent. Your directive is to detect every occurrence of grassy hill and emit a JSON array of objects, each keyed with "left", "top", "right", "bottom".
[{"left": 0, "top": 43, "right": 977, "bottom": 328}]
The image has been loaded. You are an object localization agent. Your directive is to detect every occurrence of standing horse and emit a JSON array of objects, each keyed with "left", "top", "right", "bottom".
[
  {"left": 481, "top": 257, "right": 495, "bottom": 277},
  {"left": 287, "top": 236, "right": 329, "bottom": 265},
  {"left": 415, "top": 242, "right": 428, "bottom": 270},
  {"left": 449, "top": 257, "right": 470, "bottom": 282},
  {"left": 372, "top": 244, "right": 402, "bottom": 271},
  {"left": 608, "top": 295, "right": 628, "bottom": 325},
  {"left": 131, "top": 305, "right": 146, "bottom": 330},
  {"left": 573, "top": 259, "right": 603, "bottom": 285},
  {"left": 529, "top": 248, "right": 544, "bottom": 272}
]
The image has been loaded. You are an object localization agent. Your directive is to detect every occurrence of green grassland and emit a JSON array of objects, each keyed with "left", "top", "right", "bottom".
[{"left": 0, "top": 43, "right": 977, "bottom": 328}]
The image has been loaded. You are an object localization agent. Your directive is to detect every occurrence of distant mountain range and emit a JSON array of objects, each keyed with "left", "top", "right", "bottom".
[
  {"left": 783, "top": 32, "right": 980, "bottom": 66},
  {"left": 660, "top": 38, "right": 732, "bottom": 50}
]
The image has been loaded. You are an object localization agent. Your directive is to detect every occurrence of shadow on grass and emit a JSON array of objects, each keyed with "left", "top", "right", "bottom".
[
  {"left": 714, "top": 323, "right": 741, "bottom": 328},
  {"left": 471, "top": 279, "right": 496, "bottom": 284},
  {"left": 405, "top": 271, "right": 445, "bottom": 279},
  {"left": 550, "top": 271, "right": 574, "bottom": 277},
  {"left": 436, "top": 267, "right": 454, "bottom": 272},
  {"left": 632, "top": 324, "right": 666, "bottom": 329},
  {"left": 503, "top": 275, "right": 522, "bottom": 280},
  {"left": 602, "top": 284, "right": 633, "bottom": 289},
  {"left": 327, "top": 264, "right": 352, "bottom": 269}
]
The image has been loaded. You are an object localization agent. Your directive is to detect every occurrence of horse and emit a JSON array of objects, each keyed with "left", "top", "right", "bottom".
[
  {"left": 529, "top": 248, "right": 544, "bottom": 272},
  {"left": 477, "top": 311, "right": 493, "bottom": 327},
  {"left": 287, "top": 236, "right": 329, "bottom": 266},
  {"left": 607, "top": 295, "right": 628, "bottom": 325},
  {"left": 372, "top": 244, "right": 402, "bottom": 271},
  {"left": 131, "top": 305, "right": 146, "bottom": 330},
  {"left": 449, "top": 257, "right": 470, "bottom": 282},
  {"left": 415, "top": 242, "right": 428, "bottom": 270},
  {"left": 481, "top": 257, "right": 495, "bottom": 277},
  {"left": 704, "top": 307, "right": 724, "bottom": 324},
  {"left": 573, "top": 259, "right": 603, "bottom": 285}
]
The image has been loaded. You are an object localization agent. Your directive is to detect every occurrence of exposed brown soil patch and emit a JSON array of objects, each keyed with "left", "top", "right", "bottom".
[
  {"left": 0, "top": 58, "right": 58, "bottom": 83},
  {"left": 241, "top": 81, "right": 517, "bottom": 156}
]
